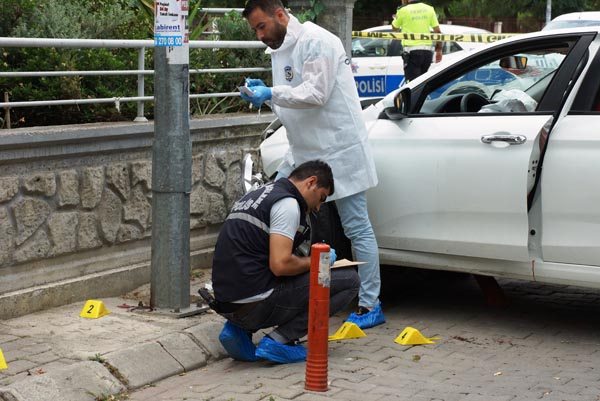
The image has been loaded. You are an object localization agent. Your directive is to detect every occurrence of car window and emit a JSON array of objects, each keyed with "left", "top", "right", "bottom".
[
  {"left": 442, "top": 41, "right": 462, "bottom": 54},
  {"left": 418, "top": 45, "right": 570, "bottom": 115},
  {"left": 352, "top": 34, "right": 466, "bottom": 59},
  {"left": 352, "top": 37, "right": 396, "bottom": 57}
]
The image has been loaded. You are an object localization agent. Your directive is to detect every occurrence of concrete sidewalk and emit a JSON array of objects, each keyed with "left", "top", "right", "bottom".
[
  {"left": 5, "top": 267, "right": 600, "bottom": 401},
  {"left": 126, "top": 271, "right": 600, "bottom": 401},
  {"left": 0, "top": 271, "right": 228, "bottom": 401}
]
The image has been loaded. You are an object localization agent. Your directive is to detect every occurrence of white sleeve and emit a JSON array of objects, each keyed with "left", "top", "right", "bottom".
[
  {"left": 270, "top": 197, "right": 300, "bottom": 240},
  {"left": 271, "top": 41, "right": 337, "bottom": 109}
]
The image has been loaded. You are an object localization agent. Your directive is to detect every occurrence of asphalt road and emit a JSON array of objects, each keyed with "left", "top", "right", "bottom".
[{"left": 129, "top": 267, "right": 600, "bottom": 401}]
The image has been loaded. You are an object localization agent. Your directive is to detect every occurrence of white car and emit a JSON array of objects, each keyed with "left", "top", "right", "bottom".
[
  {"left": 542, "top": 11, "right": 600, "bottom": 30},
  {"left": 254, "top": 26, "right": 600, "bottom": 290},
  {"left": 351, "top": 24, "right": 491, "bottom": 98}
]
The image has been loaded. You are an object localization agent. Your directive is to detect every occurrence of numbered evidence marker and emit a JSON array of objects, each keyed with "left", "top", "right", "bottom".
[
  {"left": 79, "top": 300, "right": 111, "bottom": 319},
  {"left": 0, "top": 348, "right": 7, "bottom": 370}
]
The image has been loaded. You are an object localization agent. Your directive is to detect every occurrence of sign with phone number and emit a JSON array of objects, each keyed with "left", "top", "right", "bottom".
[
  {"left": 154, "top": 0, "right": 185, "bottom": 47},
  {"left": 155, "top": 35, "right": 184, "bottom": 47}
]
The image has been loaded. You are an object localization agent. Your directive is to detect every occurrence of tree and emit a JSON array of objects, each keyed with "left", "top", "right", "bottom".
[{"left": 353, "top": 0, "right": 598, "bottom": 28}]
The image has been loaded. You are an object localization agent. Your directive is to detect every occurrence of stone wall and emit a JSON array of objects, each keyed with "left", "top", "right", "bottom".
[{"left": 0, "top": 113, "right": 273, "bottom": 319}]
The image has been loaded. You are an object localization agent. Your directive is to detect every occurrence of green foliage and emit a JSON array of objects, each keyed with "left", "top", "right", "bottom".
[
  {"left": 2, "top": 45, "right": 140, "bottom": 127},
  {"left": 0, "top": 0, "right": 36, "bottom": 37},
  {"left": 432, "top": 0, "right": 592, "bottom": 20},
  {"left": 11, "top": 0, "right": 137, "bottom": 39},
  {"left": 1, "top": 0, "right": 268, "bottom": 126},
  {"left": 295, "top": 0, "right": 326, "bottom": 23},
  {"left": 88, "top": 353, "right": 106, "bottom": 363},
  {"left": 1, "top": 0, "right": 145, "bottom": 127},
  {"left": 355, "top": 0, "right": 600, "bottom": 28}
]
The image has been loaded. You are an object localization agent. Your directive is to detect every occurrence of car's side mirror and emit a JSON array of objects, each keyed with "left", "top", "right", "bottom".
[
  {"left": 499, "top": 55, "right": 528, "bottom": 70},
  {"left": 384, "top": 88, "right": 411, "bottom": 120}
]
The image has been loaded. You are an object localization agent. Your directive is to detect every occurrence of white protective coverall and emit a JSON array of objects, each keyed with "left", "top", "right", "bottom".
[{"left": 268, "top": 15, "right": 378, "bottom": 201}]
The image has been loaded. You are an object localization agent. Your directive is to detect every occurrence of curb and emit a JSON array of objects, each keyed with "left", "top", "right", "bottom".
[{"left": 0, "top": 320, "right": 226, "bottom": 401}]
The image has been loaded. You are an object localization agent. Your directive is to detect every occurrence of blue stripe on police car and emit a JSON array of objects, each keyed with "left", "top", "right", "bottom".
[{"left": 354, "top": 75, "right": 405, "bottom": 97}]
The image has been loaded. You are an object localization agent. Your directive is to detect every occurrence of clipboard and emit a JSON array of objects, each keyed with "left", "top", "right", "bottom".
[{"left": 331, "top": 258, "right": 366, "bottom": 268}]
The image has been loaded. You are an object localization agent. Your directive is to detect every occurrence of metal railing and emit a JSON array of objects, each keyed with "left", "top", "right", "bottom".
[{"left": 0, "top": 36, "right": 268, "bottom": 125}]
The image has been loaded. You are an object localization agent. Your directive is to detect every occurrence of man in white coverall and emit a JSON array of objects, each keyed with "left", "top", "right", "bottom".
[{"left": 240, "top": 0, "right": 385, "bottom": 329}]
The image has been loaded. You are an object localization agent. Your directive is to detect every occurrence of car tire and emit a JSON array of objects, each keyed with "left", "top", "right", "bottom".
[{"left": 309, "top": 201, "right": 353, "bottom": 261}]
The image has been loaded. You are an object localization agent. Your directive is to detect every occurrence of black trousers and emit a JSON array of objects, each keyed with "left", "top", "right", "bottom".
[
  {"left": 216, "top": 267, "right": 359, "bottom": 343},
  {"left": 404, "top": 50, "right": 434, "bottom": 82}
]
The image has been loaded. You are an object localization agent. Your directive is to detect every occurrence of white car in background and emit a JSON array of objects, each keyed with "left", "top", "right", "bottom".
[
  {"left": 543, "top": 11, "right": 600, "bottom": 30},
  {"left": 254, "top": 26, "right": 600, "bottom": 291},
  {"left": 351, "top": 24, "right": 491, "bottom": 98}
]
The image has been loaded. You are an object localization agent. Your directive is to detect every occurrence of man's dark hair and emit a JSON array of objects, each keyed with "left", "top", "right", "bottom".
[
  {"left": 289, "top": 160, "right": 335, "bottom": 196},
  {"left": 243, "top": 0, "right": 286, "bottom": 18}
]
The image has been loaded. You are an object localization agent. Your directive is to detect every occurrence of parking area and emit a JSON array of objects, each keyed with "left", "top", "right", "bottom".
[{"left": 130, "top": 267, "right": 600, "bottom": 401}]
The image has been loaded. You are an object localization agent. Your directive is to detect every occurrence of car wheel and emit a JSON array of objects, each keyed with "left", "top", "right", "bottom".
[{"left": 309, "top": 201, "right": 353, "bottom": 261}]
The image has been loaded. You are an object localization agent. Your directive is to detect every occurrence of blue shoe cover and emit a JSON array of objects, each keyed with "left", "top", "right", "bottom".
[
  {"left": 219, "top": 321, "right": 259, "bottom": 362},
  {"left": 255, "top": 336, "right": 306, "bottom": 364},
  {"left": 346, "top": 302, "right": 386, "bottom": 329}
]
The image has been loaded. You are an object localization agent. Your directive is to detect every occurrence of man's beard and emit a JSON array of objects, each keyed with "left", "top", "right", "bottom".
[{"left": 264, "top": 21, "right": 287, "bottom": 49}]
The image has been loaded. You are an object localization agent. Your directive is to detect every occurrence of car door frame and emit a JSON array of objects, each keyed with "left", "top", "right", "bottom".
[{"left": 531, "top": 33, "right": 600, "bottom": 281}]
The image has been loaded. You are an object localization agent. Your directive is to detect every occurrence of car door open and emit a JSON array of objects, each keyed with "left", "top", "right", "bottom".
[{"left": 367, "top": 40, "right": 577, "bottom": 266}]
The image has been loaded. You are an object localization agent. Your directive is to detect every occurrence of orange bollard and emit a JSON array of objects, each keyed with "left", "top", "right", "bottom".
[{"left": 305, "top": 242, "right": 331, "bottom": 392}]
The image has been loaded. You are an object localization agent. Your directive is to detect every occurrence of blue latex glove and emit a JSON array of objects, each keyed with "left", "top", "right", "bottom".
[
  {"left": 240, "top": 86, "right": 271, "bottom": 108},
  {"left": 245, "top": 78, "right": 266, "bottom": 87},
  {"left": 330, "top": 248, "right": 337, "bottom": 266},
  {"left": 239, "top": 91, "right": 254, "bottom": 103}
]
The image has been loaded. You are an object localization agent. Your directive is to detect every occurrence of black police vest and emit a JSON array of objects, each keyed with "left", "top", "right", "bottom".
[{"left": 212, "top": 179, "right": 311, "bottom": 302}]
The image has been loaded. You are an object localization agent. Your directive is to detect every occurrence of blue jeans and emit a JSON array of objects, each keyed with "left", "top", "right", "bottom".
[
  {"left": 219, "top": 267, "right": 359, "bottom": 342},
  {"left": 276, "top": 167, "right": 381, "bottom": 309},
  {"left": 335, "top": 191, "right": 381, "bottom": 309}
]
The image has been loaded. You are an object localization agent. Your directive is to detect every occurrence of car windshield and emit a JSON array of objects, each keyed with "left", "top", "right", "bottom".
[{"left": 423, "top": 47, "right": 568, "bottom": 107}]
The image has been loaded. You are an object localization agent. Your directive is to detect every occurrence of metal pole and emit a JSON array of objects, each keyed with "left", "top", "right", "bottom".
[
  {"left": 3, "top": 92, "right": 10, "bottom": 129},
  {"left": 151, "top": 0, "right": 191, "bottom": 313},
  {"left": 545, "top": 0, "right": 552, "bottom": 24},
  {"left": 134, "top": 47, "right": 148, "bottom": 122}
]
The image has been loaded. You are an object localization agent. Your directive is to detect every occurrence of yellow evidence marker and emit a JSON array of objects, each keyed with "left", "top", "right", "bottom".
[
  {"left": 395, "top": 326, "right": 440, "bottom": 345},
  {"left": 80, "top": 300, "right": 111, "bottom": 319},
  {"left": 0, "top": 348, "right": 7, "bottom": 369},
  {"left": 328, "top": 322, "right": 366, "bottom": 341}
]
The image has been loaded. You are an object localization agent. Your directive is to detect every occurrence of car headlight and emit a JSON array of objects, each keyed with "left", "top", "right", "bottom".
[{"left": 242, "top": 153, "right": 264, "bottom": 193}]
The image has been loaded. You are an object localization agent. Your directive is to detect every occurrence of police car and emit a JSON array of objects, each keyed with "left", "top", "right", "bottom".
[
  {"left": 351, "top": 24, "right": 491, "bottom": 98},
  {"left": 254, "top": 26, "right": 600, "bottom": 292}
]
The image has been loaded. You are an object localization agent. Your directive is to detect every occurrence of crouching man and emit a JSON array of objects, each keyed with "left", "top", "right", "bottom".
[{"left": 203, "top": 160, "right": 359, "bottom": 363}]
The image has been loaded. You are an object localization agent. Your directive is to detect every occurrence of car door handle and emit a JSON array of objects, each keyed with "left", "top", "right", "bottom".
[{"left": 481, "top": 134, "right": 527, "bottom": 145}]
